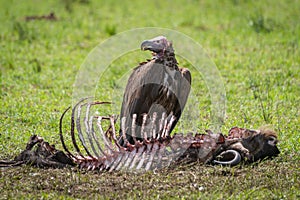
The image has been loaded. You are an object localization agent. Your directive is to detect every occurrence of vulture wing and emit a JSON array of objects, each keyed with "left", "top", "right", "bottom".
[{"left": 120, "top": 60, "right": 191, "bottom": 144}]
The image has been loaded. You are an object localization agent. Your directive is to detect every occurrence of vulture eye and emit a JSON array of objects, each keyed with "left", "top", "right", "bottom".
[{"left": 267, "top": 136, "right": 277, "bottom": 146}]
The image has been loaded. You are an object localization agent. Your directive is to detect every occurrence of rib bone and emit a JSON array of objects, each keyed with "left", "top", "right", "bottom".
[{"left": 0, "top": 98, "right": 279, "bottom": 171}]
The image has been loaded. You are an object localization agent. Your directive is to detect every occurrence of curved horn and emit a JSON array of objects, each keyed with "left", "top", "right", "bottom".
[{"left": 213, "top": 150, "right": 242, "bottom": 166}]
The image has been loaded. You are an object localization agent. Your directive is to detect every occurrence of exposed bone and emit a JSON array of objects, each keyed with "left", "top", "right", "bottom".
[
  {"left": 121, "top": 117, "right": 129, "bottom": 145},
  {"left": 62, "top": 100, "right": 280, "bottom": 171},
  {"left": 116, "top": 150, "right": 130, "bottom": 171},
  {"left": 151, "top": 112, "right": 157, "bottom": 139},
  {"left": 131, "top": 114, "right": 137, "bottom": 143},
  {"left": 90, "top": 115, "right": 106, "bottom": 157},
  {"left": 70, "top": 100, "right": 85, "bottom": 158},
  {"left": 121, "top": 147, "right": 136, "bottom": 170},
  {"left": 76, "top": 102, "right": 94, "bottom": 158},
  {"left": 59, "top": 106, "right": 77, "bottom": 159},
  {"left": 213, "top": 150, "right": 242, "bottom": 166},
  {"left": 109, "top": 151, "right": 124, "bottom": 172},
  {"left": 0, "top": 99, "right": 280, "bottom": 171},
  {"left": 136, "top": 146, "right": 147, "bottom": 170},
  {"left": 157, "top": 112, "right": 166, "bottom": 139},
  {"left": 161, "top": 113, "right": 169, "bottom": 138},
  {"left": 97, "top": 117, "right": 113, "bottom": 153},
  {"left": 87, "top": 115, "right": 100, "bottom": 157},
  {"left": 145, "top": 142, "right": 159, "bottom": 170},
  {"left": 129, "top": 145, "right": 146, "bottom": 170},
  {"left": 109, "top": 115, "right": 122, "bottom": 150},
  {"left": 141, "top": 114, "right": 149, "bottom": 142}
]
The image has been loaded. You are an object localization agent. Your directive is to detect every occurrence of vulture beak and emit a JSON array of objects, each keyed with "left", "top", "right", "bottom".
[
  {"left": 140, "top": 36, "right": 170, "bottom": 54},
  {"left": 141, "top": 40, "right": 165, "bottom": 53},
  {"left": 141, "top": 40, "right": 155, "bottom": 51}
]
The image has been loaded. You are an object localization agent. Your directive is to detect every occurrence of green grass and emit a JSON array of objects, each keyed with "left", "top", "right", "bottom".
[{"left": 0, "top": 0, "right": 299, "bottom": 199}]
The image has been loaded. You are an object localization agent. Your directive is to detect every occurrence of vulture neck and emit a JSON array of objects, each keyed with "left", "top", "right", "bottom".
[{"left": 155, "top": 51, "right": 179, "bottom": 71}]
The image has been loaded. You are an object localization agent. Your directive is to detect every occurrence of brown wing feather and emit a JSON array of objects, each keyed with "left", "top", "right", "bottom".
[
  {"left": 120, "top": 60, "right": 164, "bottom": 121},
  {"left": 120, "top": 61, "right": 191, "bottom": 144},
  {"left": 169, "top": 67, "right": 191, "bottom": 132}
]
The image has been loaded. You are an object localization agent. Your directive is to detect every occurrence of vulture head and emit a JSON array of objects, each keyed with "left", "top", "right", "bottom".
[{"left": 141, "top": 36, "right": 174, "bottom": 58}]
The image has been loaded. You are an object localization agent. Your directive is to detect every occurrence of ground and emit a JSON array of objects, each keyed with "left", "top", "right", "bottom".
[{"left": 0, "top": 0, "right": 299, "bottom": 199}]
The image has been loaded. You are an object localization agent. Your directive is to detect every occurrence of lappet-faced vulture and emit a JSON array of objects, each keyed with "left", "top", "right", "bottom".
[{"left": 119, "top": 36, "right": 192, "bottom": 145}]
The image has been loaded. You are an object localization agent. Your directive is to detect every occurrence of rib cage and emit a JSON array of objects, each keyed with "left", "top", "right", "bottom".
[
  {"left": 0, "top": 99, "right": 280, "bottom": 170},
  {"left": 59, "top": 98, "right": 224, "bottom": 171}
]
